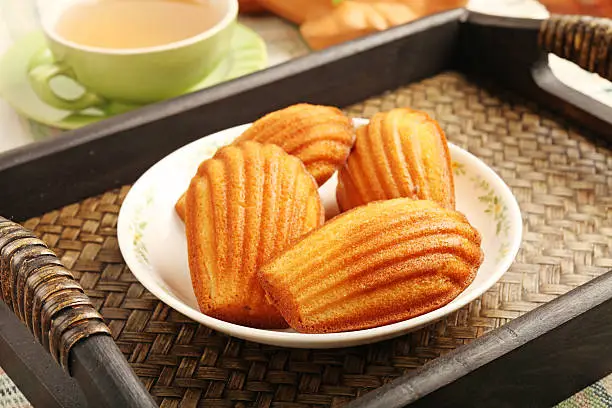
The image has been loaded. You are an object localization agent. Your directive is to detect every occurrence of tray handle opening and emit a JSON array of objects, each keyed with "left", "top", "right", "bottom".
[
  {"left": 0, "top": 217, "right": 157, "bottom": 407},
  {"left": 539, "top": 14, "right": 612, "bottom": 82}
]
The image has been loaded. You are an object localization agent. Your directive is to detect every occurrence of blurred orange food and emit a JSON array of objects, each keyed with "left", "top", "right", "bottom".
[
  {"left": 256, "top": 0, "right": 334, "bottom": 24},
  {"left": 391, "top": 0, "right": 468, "bottom": 15},
  {"left": 299, "top": 0, "right": 467, "bottom": 50},
  {"left": 238, "top": 0, "right": 265, "bottom": 14},
  {"left": 253, "top": 0, "right": 610, "bottom": 51},
  {"left": 256, "top": 0, "right": 468, "bottom": 25},
  {"left": 301, "top": 1, "right": 418, "bottom": 50}
]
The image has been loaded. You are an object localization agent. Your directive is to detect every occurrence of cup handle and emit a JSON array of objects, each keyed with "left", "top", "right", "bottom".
[{"left": 28, "top": 61, "right": 106, "bottom": 111}]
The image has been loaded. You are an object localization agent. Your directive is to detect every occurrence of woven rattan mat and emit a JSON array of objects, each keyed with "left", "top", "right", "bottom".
[{"left": 22, "top": 72, "right": 612, "bottom": 408}]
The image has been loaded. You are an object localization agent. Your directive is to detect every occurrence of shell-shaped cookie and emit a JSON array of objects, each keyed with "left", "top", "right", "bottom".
[
  {"left": 336, "top": 108, "right": 455, "bottom": 211},
  {"left": 175, "top": 104, "right": 354, "bottom": 222},
  {"left": 258, "top": 199, "right": 482, "bottom": 333},
  {"left": 234, "top": 103, "right": 355, "bottom": 186},
  {"left": 185, "top": 141, "right": 324, "bottom": 329}
]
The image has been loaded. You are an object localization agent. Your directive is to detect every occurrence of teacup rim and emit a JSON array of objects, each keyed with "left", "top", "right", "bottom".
[{"left": 40, "top": 0, "right": 238, "bottom": 55}]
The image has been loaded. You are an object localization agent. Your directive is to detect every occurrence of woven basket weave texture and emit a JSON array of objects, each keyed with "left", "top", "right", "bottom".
[{"left": 22, "top": 72, "right": 612, "bottom": 408}]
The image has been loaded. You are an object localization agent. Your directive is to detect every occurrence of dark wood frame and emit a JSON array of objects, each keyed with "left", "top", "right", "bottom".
[{"left": 1, "top": 9, "right": 611, "bottom": 407}]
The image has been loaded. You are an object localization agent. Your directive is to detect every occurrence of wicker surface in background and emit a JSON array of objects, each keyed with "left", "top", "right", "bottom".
[{"left": 22, "top": 72, "right": 612, "bottom": 407}]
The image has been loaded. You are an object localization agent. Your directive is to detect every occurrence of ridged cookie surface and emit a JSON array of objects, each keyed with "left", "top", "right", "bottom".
[
  {"left": 258, "top": 199, "right": 482, "bottom": 333},
  {"left": 234, "top": 103, "right": 355, "bottom": 186},
  {"left": 337, "top": 108, "right": 455, "bottom": 211},
  {"left": 185, "top": 141, "right": 324, "bottom": 328},
  {"left": 175, "top": 104, "right": 354, "bottom": 222}
]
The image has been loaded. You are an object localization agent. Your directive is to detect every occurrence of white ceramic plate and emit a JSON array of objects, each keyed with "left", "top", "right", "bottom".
[{"left": 117, "top": 119, "right": 522, "bottom": 348}]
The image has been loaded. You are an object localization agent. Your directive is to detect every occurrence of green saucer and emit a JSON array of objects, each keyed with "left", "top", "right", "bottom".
[{"left": 0, "top": 24, "right": 267, "bottom": 130}]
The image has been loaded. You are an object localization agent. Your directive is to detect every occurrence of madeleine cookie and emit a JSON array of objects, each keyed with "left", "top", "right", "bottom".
[
  {"left": 259, "top": 198, "right": 482, "bottom": 333},
  {"left": 185, "top": 141, "right": 324, "bottom": 328},
  {"left": 235, "top": 103, "right": 355, "bottom": 186},
  {"left": 175, "top": 103, "right": 354, "bottom": 222},
  {"left": 337, "top": 108, "right": 455, "bottom": 211}
]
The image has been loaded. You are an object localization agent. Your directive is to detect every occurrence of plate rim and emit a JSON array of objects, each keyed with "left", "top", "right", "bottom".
[{"left": 117, "top": 119, "right": 523, "bottom": 348}]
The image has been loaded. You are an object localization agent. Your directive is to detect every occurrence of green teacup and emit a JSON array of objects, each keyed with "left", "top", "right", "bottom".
[{"left": 28, "top": 0, "right": 237, "bottom": 111}]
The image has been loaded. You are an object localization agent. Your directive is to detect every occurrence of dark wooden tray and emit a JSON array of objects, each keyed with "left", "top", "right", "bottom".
[{"left": 0, "top": 9, "right": 611, "bottom": 408}]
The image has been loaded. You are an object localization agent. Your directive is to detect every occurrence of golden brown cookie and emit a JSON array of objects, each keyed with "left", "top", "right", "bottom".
[
  {"left": 259, "top": 198, "right": 482, "bottom": 333},
  {"left": 175, "top": 103, "right": 354, "bottom": 222},
  {"left": 185, "top": 141, "right": 324, "bottom": 328},
  {"left": 336, "top": 108, "right": 455, "bottom": 211},
  {"left": 234, "top": 103, "right": 355, "bottom": 186}
]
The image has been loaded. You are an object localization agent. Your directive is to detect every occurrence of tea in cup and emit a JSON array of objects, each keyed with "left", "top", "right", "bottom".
[{"left": 29, "top": 0, "right": 237, "bottom": 111}]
